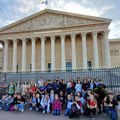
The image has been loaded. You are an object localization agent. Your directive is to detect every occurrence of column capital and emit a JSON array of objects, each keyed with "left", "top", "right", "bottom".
[
  {"left": 21, "top": 37, "right": 27, "bottom": 41},
  {"left": 12, "top": 39, "right": 18, "bottom": 44},
  {"left": 40, "top": 36, "right": 46, "bottom": 40},
  {"left": 60, "top": 34, "right": 66, "bottom": 39},
  {"left": 92, "top": 31, "right": 98, "bottom": 40},
  {"left": 81, "top": 32, "right": 87, "bottom": 37},
  {"left": 92, "top": 31, "right": 98, "bottom": 35},
  {"left": 104, "top": 30, "right": 110, "bottom": 36},
  {"left": 3, "top": 40, "right": 8, "bottom": 44},
  {"left": 22, "top": 39, "right": 27, "bottom": 44},
  {"left": 31, "top": 37, "right": 36, "bottom": 42},
  {"left": 50, "top": 35, "right": 55, "bottom": 40},
  {"left": 70, "top": 33, "right": 76, "bottom": 39}
]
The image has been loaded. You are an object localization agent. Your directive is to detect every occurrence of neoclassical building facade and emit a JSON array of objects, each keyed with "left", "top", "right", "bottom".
[{"left": 0, "top": 9, "right": 112, "bottom": 72}]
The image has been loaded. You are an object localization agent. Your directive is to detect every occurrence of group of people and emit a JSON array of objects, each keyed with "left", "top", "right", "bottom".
[{"left": 0, "top": 77, "right": 120, "bottom": 120}]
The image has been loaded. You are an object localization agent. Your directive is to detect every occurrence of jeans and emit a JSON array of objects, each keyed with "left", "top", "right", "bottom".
[
  {"left": 4, "top": 103, "right": 11, "bottom": 111},
  {"left": 16, "top": 103, "right": 25, "bottom": 111},
  {"left": 42, "top": 105, "right": 50, "bottom": 113},
  {"left": 53, "top": 109, "right": 60, "bottom": 115},
  {"left": 64, "top": 108, "right": 71, "bottom": 116},
  {"left": 105, "top": 106, "right": 118, "bottom": 120}
]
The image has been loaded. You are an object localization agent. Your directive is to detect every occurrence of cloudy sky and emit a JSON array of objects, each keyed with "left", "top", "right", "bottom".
[{"left": 0, "top": 0, "right": 120, "bottom": 39}]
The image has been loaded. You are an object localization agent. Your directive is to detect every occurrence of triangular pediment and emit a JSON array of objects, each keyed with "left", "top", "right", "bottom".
[{"left": 0, "top": 9, "right": 111, "bottom": 33}]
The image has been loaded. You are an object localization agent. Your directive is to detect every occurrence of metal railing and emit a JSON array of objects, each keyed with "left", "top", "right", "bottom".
[{"left": 1, "top": 67, "right": 120, "bottom": 93}]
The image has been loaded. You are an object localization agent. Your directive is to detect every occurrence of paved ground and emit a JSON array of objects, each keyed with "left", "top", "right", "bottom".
[{"left": 0, "top": 110, "right": 108, "bottom": 120}]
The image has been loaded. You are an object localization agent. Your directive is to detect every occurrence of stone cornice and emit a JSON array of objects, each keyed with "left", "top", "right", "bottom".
[
  {"left": 0, "top": 26, "right": 108, "bottom": 41},
  {"left": 0, "top": 22, "right": 109, "bottom": 36},
  {"left": 109, "top": 39, "right": 120, "bottom": 42}
]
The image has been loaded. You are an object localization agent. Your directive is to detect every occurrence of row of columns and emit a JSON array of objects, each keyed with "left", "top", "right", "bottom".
[{"left": 3, "top": 31, "right": 111, "bottom": 72}]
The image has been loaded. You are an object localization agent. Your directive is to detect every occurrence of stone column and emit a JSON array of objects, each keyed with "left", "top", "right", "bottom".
[
  {"left": 51, "top": 35, "right": 55, "bottom": 71},
  {"left": 71, "top": 33, "right": 76, "bottom": 70},
  {"left": 31, "top": 38, "right": 36, "bottom": 71},
  {"left": 61, "top": 34, "right": 66, "bottom": 70},
  {"left": 12, "top": 40, "right": 17, "bottom": 72},
  {"left": 22, "top": 39, "right": 26, "bottom": 71},
  {"left": 3, "top": 40, "right": 8, "bottom": 72},
  {"left": 93, "top": 31, "right": 99, "bottom": 68},
  {"left": 41, "top": 36, "right": 46, "bottom": 71},
  {"left": 104, "top": 30, "right": 111, "bottom": 68},
  {"left": 81, "top": 32, "right": 87, "bottom": 69}
]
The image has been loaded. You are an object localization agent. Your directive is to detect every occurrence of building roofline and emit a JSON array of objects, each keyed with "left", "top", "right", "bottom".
[
  {"left": 0, "top": 8, "right": 112, "bottom": 32},
  {"left": 109, "top": 38, "right": 120, "bottom": 42}
]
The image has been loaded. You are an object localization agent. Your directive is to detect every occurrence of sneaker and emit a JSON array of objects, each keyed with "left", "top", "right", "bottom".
[
  {"left": 36, "top": 108, "right": 39, "bottom": 111},
  {"left": 29, "top": 107, "right": 33, "bottom": 111},
  {"left": 21, "top": 109, "right": 24, "bottom": 112},
  {"left": 90, "top": 114, "right": 93, "bottom": 118},
  {"left": 42, "top": 110, "right": 45, "bottom": 113},
  {"left": 91, "top": 117, "right": 95, "bottom": 120}
]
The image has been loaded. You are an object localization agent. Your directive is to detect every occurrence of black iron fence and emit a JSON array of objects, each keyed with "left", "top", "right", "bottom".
[{"left": 1, "top": 67, "right": 120, "bottom": 93}]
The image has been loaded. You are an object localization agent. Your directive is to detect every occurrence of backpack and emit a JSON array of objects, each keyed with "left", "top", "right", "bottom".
[
  {"left": 69, "top": 103, "right": 80, "bottom": 118},
  {"left": 71, "top": 103, "right": 78, "bottom": 113}
]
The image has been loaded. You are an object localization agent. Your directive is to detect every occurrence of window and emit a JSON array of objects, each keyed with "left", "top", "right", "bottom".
[
  {"left": 110, "top": 50, "right": 119, "bottom": 56},
  {"left": 66, "top": 62, "right": 72, "bottom": 71}
]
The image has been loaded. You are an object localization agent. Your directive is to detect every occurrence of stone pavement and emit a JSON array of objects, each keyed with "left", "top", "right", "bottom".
[{"left": 0, "top": 110, "right": 108, "bottom": 120}]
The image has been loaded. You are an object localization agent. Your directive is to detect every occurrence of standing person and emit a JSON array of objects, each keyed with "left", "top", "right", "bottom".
[
  {"left": 104, "top": 92, "right": 118, "bottom": 120},
  {"left": 87, "top": 93, "right": 97, "bottom": 120},
  {"left": 37, "top": 77, "right": 44, "bottom": 88},
  {"left": 15, "top": 81, "right": 21, "bottom": 94},
  {"left": 82, "top": 79, "right": 89, "bottom": 98},
  {"left": 38, "top": 81, "right": 46, "bottom": 95},
  {"left": 75, "top": 80, "right": 82, "bottom": 93},
  {"left": 8, "top": 81, "right": 15, "bottom": 96},
  {"left": 52, "top": 94, "right": 62, "bottom": 116},
  {"left": 82, "top": 79, "right": 89, "bottom": 92},
  {"left": 89, "top": 78, "right": 96, "bottom": 90},
  {"left": 21, "top": 82, "right": 27, "bottom": 96},
  {"left": 29, "top": 83, "right": 37, "bottom": 96},
  {"left": 59, "top": 80, "right": 66, "bottom": 94},
  {"left": 66, "top": 80, "right": 72, "bottom": 95},
  {"left": 53, "top": 80, "right": 60, "bottom": 94},
  {"left": 46, "top": 80, "right": 53, "bottom": 94}
]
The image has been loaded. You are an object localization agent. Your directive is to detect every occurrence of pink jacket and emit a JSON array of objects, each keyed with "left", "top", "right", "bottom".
[{"left": 52, "top": 99, "right": 62, "bottom": 110}]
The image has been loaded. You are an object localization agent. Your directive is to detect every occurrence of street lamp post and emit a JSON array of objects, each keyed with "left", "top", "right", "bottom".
[
  {"left": 30, "top": 64, "right": 32, "bottom": 72},
  {"left": 16, "top": 64, "right": 19, "bottom": 72}
]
